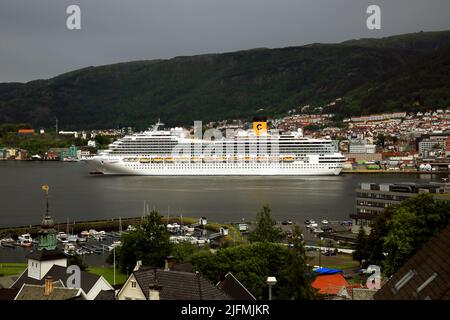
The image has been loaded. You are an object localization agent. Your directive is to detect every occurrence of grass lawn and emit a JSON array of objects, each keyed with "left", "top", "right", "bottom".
[
  {"left": 0, "top": 263, "right": 27, "bottom": 277},
  {"left": 306, "top": 252, "right": 360, "bottom": 270},
  {"left": 87, "top": 267, "right": 128, "bottom": 285}
]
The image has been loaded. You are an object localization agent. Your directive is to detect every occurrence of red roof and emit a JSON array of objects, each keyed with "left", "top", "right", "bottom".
[{"left": 311, "top": 273, "right": 350, "bottom": 295}]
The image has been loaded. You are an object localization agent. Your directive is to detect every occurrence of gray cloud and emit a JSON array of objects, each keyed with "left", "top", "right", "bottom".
[{"left": 1, "top": 0, "right": 449, "bottom": 82}]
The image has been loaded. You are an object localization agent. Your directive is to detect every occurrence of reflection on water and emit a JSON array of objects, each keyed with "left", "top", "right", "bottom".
[{"left": 0, "top": 161, "right": 447, "bottom": 228}]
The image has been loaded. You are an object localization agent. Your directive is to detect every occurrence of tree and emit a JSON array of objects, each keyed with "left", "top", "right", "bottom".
[
  {"left": 352, "top": 227, "right": 369, "bottom": 264},
  {"left": 189, "top": 242, "right": 289, "bottom": 300},
  {"left": 375, "top": 134, "right": 386, "bottom": 148},
  {"left": 248, "top": 205, "right": 283, "bottom": 243},
  {"left": 171, "top": 242, "right": 198, "bottom": 263},
  {"left": 364, "top": 193, "right": 450, "bottom": 276},
  {"left": 382, "top": 194, "right": 449, "bottom": 276},
  {"left": 277, "top": 226, "right": 316, "bottom": 300},
  {"left": 114, "top": 210, "right": 172, "bottom": 273},
  {"left": 67, "top": 254, "right": 88, "bottom": 271}
]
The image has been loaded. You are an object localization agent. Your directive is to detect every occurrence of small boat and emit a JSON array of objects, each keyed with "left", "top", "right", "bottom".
[
  {"left": 321, "top": 220, "right": 329, "bottom": 224},
  {"left": 1, "top": 238, "right": 15, "bottom": 248},
  {"left": 80, "top": 230, "right": 90, "bottom": 238},
  {"left": 63, "top": 243, "right": 77, "bottom": 255},
  {"left": 18, "top": 234, "right": 33, "bottom": 247},
  {"left": 57, "top": 232, "right": 68, "bottom": 242},
  {"left": 126, "top": 225, "right": 137, "bottom": 232}
]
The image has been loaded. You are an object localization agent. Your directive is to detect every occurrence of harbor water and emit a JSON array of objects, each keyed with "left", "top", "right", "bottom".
[{"left": 0, "top": 161, "right": 447, "bottom": 228}]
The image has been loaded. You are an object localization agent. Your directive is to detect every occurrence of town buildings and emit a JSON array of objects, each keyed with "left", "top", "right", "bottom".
[{"left": 351, "top": 182, "right": 450, "bottom": 234}]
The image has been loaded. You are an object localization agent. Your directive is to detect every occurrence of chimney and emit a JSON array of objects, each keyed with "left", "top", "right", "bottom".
[
  {"left": 164, "top": 256, "right": 175, "bottom": 271},
  {"left": 134, "top": 260, "right": 142, "bottom": 271},
  {"left": 44, "top": 276, "right": 54, "bottom": 296},
  {"left": 149, "top": 282, "right": 162, "bottom": 300}
]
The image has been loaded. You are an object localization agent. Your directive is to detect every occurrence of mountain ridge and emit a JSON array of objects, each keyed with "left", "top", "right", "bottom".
[{"left": 1, "top": 30, "right": 449, "bottom": 129}]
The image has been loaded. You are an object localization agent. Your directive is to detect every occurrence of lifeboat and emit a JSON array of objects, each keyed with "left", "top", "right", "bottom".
[
  {"left": 177, "top": 157, "right": 190, "bottom": 162},
  {"left": 191, "top": 156, "right": 202, "bottom": 162},
  {"left": 282, "top": 156, "right": 295, "bottom": 162},
  {"left": 257, "top": 156, "right": 269, "bottom": 162},
  {"left": 269, "top": 156, "right": 280, "bottom": 162},
  {"left": 164, "top": 157, "right": 174, "bottom": 163},
  {"left": 203, "top": 157, "right": 215, "bottom": 163},
  {"left": 244, "top": 156, "right": 252, "bottom": 162},
  {"left": 139, "top": 158, "right": 151, "bottom": 163},
  {"left": 152, "top": 157, "right": 164, "bottom": 163}
]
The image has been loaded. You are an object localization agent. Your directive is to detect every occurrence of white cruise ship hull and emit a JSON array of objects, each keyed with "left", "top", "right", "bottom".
[{"left": 90, "top": 158, "right": 343, "bottom": 176}]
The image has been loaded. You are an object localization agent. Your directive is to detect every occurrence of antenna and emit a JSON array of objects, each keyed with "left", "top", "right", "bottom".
[
  {"left": 55, "top": 118, "right": 58, "bottom": 134},
  {"left": 167, "top": 205, "right": 170, "bottom": 225}
]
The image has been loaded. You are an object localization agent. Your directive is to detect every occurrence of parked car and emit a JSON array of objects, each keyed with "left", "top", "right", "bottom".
[{"left": 282, "top": 220, "right": 293, "bottom": 225}]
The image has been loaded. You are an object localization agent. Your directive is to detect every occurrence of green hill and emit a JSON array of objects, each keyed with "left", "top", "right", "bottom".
[{"left": 1, "top": 30, "right": 450, "bottom": 129}]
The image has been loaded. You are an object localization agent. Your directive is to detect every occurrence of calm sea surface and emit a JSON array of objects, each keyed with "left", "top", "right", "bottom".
[{"left": 0, "top": 161, "right": 448, "bottom": 228}]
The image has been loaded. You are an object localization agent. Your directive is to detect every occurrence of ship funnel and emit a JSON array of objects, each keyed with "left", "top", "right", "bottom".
[{"left": 252, "top": 121, "right": 267, "bottom": 136}]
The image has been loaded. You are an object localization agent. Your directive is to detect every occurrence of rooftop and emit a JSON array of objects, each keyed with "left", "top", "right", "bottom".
[
  {"left": 374, "top": 223, "right": 450, "bottom": 300},
  {"left": 132, "top": 267, "right": 231, "bottom": 300},
  {"left": 15, "top": 283, "right": 83, "bottom": 300},
  {"left": 311, "top": 273, "right": 350, "bottom": 296},
  {"left": 12, "top": 265, "right": 103, "bottom": 294}
]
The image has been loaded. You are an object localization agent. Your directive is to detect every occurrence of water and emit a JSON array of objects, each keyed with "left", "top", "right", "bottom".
[{"left": 0, "top": 161, "right": 447, "bottom": 228}]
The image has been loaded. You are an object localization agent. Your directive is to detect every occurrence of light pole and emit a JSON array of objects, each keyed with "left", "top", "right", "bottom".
[
  {"left": 266, "top": 276, "right": 277, "bottom": 300},
  {"left": 113, "top": 246, "right": 116, "bottom": 286},
  {"left": 319, "top": 237, "right": 324, "bottom": 267}
]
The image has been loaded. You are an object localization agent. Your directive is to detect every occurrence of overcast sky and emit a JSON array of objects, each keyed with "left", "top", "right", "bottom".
[{"left": 1, "top": 0, "right": 449, "bottom": 83}]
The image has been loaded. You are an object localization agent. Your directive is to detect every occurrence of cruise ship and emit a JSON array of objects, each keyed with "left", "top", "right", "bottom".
[{"left": 89, "top": 121, "right": 346, "bottom": 175}]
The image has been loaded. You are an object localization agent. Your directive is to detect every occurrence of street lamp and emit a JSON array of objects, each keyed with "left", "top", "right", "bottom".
[
  {"left": 319, "top": 237, "right": 324, "bottom": 267},
  {"left": 266, "top": 276, "right": 277, "bottom": 300}
]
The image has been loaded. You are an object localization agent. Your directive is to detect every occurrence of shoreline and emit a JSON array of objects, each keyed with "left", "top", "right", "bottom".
[
  {"left": 0, "top": 216, "right": 236, "bottom": 239},
  {"left": 341, "top": 169, "right": 450, "bottom": 174}
]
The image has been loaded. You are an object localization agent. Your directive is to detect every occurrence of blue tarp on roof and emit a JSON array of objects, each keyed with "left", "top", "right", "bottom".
[{"left": 314, "top": 267, "right": 342, "bottom": 275}]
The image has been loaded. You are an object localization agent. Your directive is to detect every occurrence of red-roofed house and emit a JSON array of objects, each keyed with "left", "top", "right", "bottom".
[
  {"left": 18, "top": 129, "right": 35, "bottom": 135},
  {"left": 311, "top": 273, "right": 351, "bottom": 299}
]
